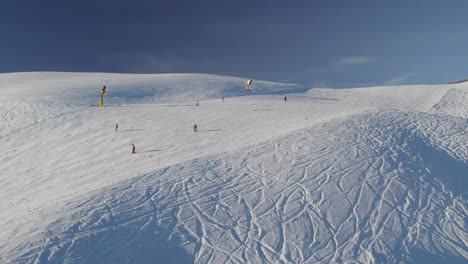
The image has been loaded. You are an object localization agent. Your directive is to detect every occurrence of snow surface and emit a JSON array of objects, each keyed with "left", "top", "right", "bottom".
[{"left": 0, "top": 72, "right": 466, "bottom": 264}]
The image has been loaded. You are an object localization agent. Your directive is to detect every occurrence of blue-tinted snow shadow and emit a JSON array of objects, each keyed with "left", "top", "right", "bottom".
[
  {"left": 311, "top": 97, "right": 338, "bottom": 101},
  {"left": 23, "top": 180, "right": 194, "bottom": 264},
  {"left": 34, "top": 228, "right": 193, "bottom": 264},
  {"left": 119, "top": 129, "right": 145, "bottom": 132},
  {"left": 415, "top": 137, "right": 468, "bottom": 198},
  {"left": 113, "top": 105, "right": 159, "bottom": 108},
  {"left": 410, "top": 250, "right": 467, "bottom": 264},
  {"left": 143, "top": 149, "right": 162, "bottom": 153},
  {"left": 161, "top": 104, "right": 198, "bottom": 107},
  {"left": 287, "top": 94, "right": 338, "bottom": 101}
]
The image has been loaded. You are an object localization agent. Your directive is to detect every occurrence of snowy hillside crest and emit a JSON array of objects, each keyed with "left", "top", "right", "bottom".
[{"left": 0, "top": 72, "right": 466, "bottom": 264}]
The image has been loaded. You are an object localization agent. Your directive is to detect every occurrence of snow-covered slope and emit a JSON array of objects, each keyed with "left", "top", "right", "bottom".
[
  {"left": 0, "top": 72, "right": 305, "bottom": 105},
  {"left": 0, "top": 72, "right": 466, "bottom": 264}
]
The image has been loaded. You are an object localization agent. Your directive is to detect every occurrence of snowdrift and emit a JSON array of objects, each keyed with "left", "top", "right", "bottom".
[{"left": 0, "top": 72, "right": 466, "bottom": 264}]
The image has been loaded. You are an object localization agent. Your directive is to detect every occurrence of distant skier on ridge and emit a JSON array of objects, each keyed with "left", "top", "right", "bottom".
[{"left": 132, "top": 144, "right": 136, "bottom": 154}]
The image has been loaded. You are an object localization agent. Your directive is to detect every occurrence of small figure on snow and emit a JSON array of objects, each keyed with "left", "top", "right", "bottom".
[
  {"left": 222, "top": 97, "right": 225, "bottom": 102},
  {"left": 193, "top": 124, "right": 198, "bottom": 132},
  {"left": 115, "top": 123, "right": 119, "bottom": 132},
  {"left": 132, "top": 144, "right": 136, "bottom": 154},
  {"left": 252, "top": 104, "right": 256, "bottom": 111},
  {"left": 284, "top": 96, "right": 287, "bottom": 102},
  {"left": 196, "top": 101, "right": 199, "bottom": 106}
]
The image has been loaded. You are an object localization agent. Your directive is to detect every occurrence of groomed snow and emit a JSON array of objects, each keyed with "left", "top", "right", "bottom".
[{"left": 0, "top": 72, "right": 466, "bottom": 264}]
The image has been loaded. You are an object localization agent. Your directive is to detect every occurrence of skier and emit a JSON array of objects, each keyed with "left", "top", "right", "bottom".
[
  {"left": 132, "top": 144, "right": 136, "bottom": 154},
  {"left": 193, "top": 124, "right": 198, "bottom": 132},
  {"left": 222, "top": 97, "right": 225, "bottom": 102},
  {"left": 196, "top": 101, "right": 199, "bottom": 106},
  {"left": 115, "top": 123, "right": 119, "bottom": 132},
  {"left": 284, "top": 96, "right": 287, "bottom": 102}
]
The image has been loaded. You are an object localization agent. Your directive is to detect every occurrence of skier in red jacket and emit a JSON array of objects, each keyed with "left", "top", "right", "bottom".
[
  {"left": 193, "top": 124, "right": 198, "bottom": 132},
  {"left": 132, "top": 144, "right": 136, "bottom": 153}
]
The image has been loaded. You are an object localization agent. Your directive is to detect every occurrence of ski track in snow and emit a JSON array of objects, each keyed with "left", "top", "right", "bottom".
[
  {"left": 4, "top": 111, "right": 467, "bottom": 264},
  {"left": 0, "top": 73, "right": 467, "bottom": 264}
]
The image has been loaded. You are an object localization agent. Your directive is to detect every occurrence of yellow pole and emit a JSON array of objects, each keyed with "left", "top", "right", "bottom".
[{"left": 100, "top": 86, "right": 106, "bottom": 107}]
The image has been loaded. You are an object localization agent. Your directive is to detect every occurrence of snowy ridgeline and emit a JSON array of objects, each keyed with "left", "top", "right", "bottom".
[
  {"left": 0, "top": 72, "right": 306, "bottom": 105},
  {"left": 0, "top": 72, "right": 305, "bottom": 140},
  {"left": 0, "top": 72, "right": 467, "bottom": 264}
]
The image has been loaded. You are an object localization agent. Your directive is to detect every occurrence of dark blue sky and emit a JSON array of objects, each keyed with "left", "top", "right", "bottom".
[{"left": 2, "top": 0, "right": 468, "bottom": 87}]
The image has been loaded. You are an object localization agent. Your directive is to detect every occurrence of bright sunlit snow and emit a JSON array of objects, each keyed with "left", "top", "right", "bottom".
[{"left": 0, "top": 72, "right": 466, "bottom": 263}]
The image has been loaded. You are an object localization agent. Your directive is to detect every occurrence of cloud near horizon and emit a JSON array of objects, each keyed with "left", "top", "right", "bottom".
[
  {"left": 383, "top": 73, "right": 418, "bottom": 86},
  {"left": 307, "top": 56, "right": 375, "bottom": 74}
]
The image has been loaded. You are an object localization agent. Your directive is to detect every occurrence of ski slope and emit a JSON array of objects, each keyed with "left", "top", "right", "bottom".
[{"left": 0, "top": 72, "right": 466, "bottom": 264}]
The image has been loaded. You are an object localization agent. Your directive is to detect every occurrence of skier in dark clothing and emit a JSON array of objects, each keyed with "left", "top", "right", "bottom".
[
  {"left": 115, "top": 123, "right": 119, "bottom": 132},
  {"left": 132, "top": 144, "right": 136, "bottom": 153},
  {"left": 284, "top": 96, "right": 287, "bottom": 102},
  {"left": 193, "top": 124, "right": 198, "bottom": 132}
]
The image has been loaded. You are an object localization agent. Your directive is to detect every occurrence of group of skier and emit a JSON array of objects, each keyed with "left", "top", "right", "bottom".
[
  {"left": 123, "top": 95, "right": 287, "bottom": 153},
  {"left": 107, "top": 79, "right": 288, "bottom": 154}
]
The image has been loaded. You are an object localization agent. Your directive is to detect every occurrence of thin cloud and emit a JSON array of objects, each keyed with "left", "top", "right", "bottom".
[
  {"left": 383, "top": 73, "right": 418, "bottom": 86},
  {"left": 306, "top": 67, "right": 331, "bottom": 74},
  {"left": 336, "top": 56, "right": 375, "bottom": 66},
  {"left": 308, "top": 56, "right": 375, "bottom": 74},
  {"left": 453, "top": 32, "right": 468, "bottom": 41}
]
